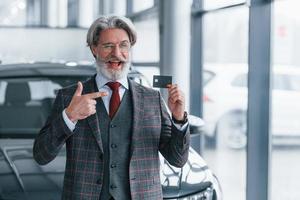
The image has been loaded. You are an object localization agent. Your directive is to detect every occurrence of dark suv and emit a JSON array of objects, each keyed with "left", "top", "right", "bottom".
[{"left": 0, "top": 62, "right": 222, "bottom": 200}]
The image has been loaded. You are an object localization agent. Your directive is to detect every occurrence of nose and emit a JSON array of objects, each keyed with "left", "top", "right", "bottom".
[{"left": 111, "top": 45, "right": 122, "bottom": 57}]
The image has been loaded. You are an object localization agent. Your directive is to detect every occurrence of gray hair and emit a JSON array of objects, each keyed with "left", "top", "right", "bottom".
[{"left": 87, "top": 15, "right": 137, "bottom": 53}]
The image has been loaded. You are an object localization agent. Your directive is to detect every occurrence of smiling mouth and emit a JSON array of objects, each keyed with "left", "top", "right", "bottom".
[{"left": 107, "top": 61, "right": 123, "bottom": 68}]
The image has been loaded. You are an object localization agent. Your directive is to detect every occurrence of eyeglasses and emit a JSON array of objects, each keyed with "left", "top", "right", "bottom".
[{"left": 100, "top": 41, "right": 131, "bottom": 53}]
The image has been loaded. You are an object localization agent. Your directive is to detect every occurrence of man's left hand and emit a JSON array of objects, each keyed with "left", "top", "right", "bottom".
[{"left": 167, "top": 84, "right": 185, "bottom": 121}]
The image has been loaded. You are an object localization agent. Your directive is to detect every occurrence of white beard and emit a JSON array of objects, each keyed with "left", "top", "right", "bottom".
[{"left": 95, "top": 55, "right": 131, "bottom": 81}]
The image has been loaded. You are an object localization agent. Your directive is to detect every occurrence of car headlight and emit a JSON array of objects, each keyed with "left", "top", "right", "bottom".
[{"left": 169, "top": 187, "right": 214, "bottom": 200}]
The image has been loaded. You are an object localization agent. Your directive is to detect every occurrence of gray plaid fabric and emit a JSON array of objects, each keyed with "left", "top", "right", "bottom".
[{"left": 33, "top": 75, "right": 190, "bottom": 200}]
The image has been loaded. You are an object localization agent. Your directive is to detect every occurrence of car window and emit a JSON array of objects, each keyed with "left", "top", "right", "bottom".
[
  {"left": 0, "top": 79, "right": 60, "bottom": 105},
  {"left": 231, "top": 73, "right": 247, "bottom": 87},
  {"left": 231, "top": 73, "right": 300, "bottom": 91},
  {"left": 273, "top": 74, "right": 300, "bottom": 91},
  {"left": 0, "top": 76, "right": 89, "bottom": 137},
  {"left": 288, "top": 75, "right": 300, "bottom": 91},
  {"left": 273, "top": 74, "right": 288, "bottom": 90},
  {"left": 0, "top": 81, "right": 7, "bottom": 104},
  {"left": 203, "top": 70, "right": 216, "bottom": 86}
]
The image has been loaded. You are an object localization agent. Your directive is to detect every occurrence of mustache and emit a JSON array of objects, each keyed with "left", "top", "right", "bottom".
[{"left": 102, "top": 55, "right": 127, "bottom": 63}]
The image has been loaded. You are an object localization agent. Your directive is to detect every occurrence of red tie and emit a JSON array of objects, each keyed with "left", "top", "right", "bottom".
[{"left": 106, "top": 82, "right": 121, "bottom": 118}]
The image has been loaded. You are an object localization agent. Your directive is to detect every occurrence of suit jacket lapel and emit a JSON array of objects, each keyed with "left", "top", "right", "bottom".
[
  {"left": 84, "top": 75, "right": 104, "bottom": 154},
  {"left": 129, "top": 79, "right": 144, "bottom": 157},
  {"left": 83, "top": 77, "right": 144, "bottom": 155}
]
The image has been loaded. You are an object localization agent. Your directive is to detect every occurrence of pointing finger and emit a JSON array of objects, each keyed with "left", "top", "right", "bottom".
[
  {"left": 84, "top": 91, "right": 108, "bottom": 99},
  {"left": 74, "top": 81, "right": 83, "bottom": 97}
]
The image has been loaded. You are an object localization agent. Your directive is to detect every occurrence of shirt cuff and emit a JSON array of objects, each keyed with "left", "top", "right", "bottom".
[
  {"left": 173, "top": 121, "right": 189, "bottom": 132},
  {"left": 62, "top": 109, "right": 77, "bottom": 131}
]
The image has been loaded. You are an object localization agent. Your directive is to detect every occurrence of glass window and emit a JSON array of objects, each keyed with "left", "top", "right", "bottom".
[
  {"left": 203, "top": 0, "right": 246, "bottom": 10},
  {"left": 0, "top": 28, "right": 92, "bottom": 64},
  {"left": 271, "top": 1, "right": 300, "bottom": 200},
  {"left": 0, "top": 0, "right": 26, "bottom": 26},
  {"left": 134, "top": 66, "right": 160, "bottom": 87},
  {"left": 132, "top": 17, "right": 159, "bottom": 63},
  {"left": 231, "top": 73, "right": 247, "bottom": 87},
  {"left": 132, "top": 0, "right": 154, "bottom": 13},
  {"left": 202, "top": 6, "right": 249, "bottom": 200},
  {"left": 0, "top": 0, "right": 101, "bottom": 28}
]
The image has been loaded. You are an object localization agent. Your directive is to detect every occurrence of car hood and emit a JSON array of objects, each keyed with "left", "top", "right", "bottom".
[
  {"left": 0, "top": 139, "right": 34, "bottom": 147},
  {"left": 160, "top": 148, "right": 215, "bottom": 198},
  {"left": 0, "top": 139, "right": 65, "bottom": 200}
]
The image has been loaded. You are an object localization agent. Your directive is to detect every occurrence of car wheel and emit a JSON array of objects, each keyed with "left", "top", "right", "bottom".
[{"left": 216, "top": 111, "right": 247, "bottom": 149}]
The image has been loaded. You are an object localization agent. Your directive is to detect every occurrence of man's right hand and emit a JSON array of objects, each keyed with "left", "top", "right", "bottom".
[{"left": 65, "top": 81, "right": 107, "bottom": 122}]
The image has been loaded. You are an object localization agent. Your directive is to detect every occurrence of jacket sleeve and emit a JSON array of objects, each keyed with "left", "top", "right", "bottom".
[
  {"left": 33, "top": 89, "right": 74, "bottom": 165},
  {"left": 158, "top": 92, "right": 190, "bottom": 168}
]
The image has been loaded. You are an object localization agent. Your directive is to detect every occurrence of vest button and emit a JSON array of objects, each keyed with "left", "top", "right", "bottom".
[
  {"left": 110, "top": 124, "right": 116, "bottom": 128},
  {"left": 110, "top": 164, "right": 116, "bottom": 168},
  {"left": 96, "top": 179, "right": 102, "bottom": 184},
  {"left": 111, "top": 144, "right": 117, "bottom": 148},
  {"left": 110, "top": 184, "right": 117, "bottom": 189}
]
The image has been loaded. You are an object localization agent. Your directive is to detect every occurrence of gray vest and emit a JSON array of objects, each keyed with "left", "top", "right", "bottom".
[{"left": 97, "top": 90, "right": 133, "bottom": 200}]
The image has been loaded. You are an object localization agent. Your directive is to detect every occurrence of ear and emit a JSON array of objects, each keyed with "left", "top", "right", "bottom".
[{"left": 91, "top": 45, "right": 98, "bottom": 56}]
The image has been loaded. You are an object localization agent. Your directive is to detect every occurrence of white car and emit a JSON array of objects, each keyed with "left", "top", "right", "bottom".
[{"left": 202, "top": 63, "right": 300, "bottom": 149}]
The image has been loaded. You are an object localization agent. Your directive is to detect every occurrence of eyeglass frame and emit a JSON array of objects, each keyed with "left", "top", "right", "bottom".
[{"left": 99, "top": 40, "right": 131, "bottom": 53}]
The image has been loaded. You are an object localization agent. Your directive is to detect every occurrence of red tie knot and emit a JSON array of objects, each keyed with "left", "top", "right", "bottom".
[{"left": 106, "top": 82, "right": 121, "bottom": 91}]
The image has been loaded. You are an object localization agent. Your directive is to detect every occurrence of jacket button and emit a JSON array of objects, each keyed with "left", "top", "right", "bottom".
[
  {"left": 111, "top": 144, "right": 117, "bottom": 148},
  {"left": 110, "top": 164, "right": 116, "bottom": 168},
  {"left": 110, "top": 184, "right": 117, "bottom": 189},
  {"left": 96, "top": 179, "right": 102, "bottom": 184},
  {"left": 99, "top": 154, "right": 103, "bottom": 160},
  {"left": 110, "top": 124, "right": 117, "bottom": 128}
]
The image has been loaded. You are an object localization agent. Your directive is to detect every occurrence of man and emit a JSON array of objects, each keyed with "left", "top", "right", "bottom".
[{"left": 33, "top": 15, "right": 190, "bottom": 200}]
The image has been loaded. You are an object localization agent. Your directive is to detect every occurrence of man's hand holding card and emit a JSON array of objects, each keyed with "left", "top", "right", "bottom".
[{"left": 153, "top": 75, "right": 185, "bottom": 121}]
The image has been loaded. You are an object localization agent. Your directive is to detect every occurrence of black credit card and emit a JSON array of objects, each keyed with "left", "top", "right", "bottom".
[{"left": 153, "top": 75, "right": 172, "bottom": 88}]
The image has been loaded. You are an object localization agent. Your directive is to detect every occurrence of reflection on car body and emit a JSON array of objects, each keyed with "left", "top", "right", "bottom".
[{"left": 0, "top": 62, "right": 222, "bottom": 200}]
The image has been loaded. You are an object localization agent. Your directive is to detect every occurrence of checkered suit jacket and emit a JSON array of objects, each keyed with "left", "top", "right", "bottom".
[{"left": 33, "top": 75, "right": 190, "bottom": 200}]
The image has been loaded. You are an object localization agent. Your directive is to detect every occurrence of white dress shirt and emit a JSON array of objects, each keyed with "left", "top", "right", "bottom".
[{"left": 62, "top": 72, "right": 127, "bottom": 131}]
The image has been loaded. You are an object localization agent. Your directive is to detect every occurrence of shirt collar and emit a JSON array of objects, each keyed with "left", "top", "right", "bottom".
[{"left": 95, "top": 71, "right": 129, "bottom": 90}]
